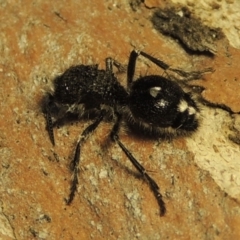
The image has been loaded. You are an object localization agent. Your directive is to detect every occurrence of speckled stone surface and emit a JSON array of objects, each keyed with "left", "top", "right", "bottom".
[{"left": 0, "top": 1, "right": 240, "bottom": 239}]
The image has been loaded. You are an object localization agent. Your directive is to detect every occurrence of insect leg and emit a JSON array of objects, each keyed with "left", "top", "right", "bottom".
[
  {"left": 127, "top": 50, "right": 170, "bottom": 88},
  {"left": 127, "top": 50, "right": 139, "bottom": 87},
  {"left": 138, "top": 50, "right": 213, "bottom": 80},
  {"left": 105, "top": 57, "right": 114, "bottom": 73},
  {"left": 66, "top": 109, "right": 106, "bottom": 205},
  {"left": 105, "top": 57, "right": 126, "bottom": 74},
  {"left": 138, "top": 50, "right": 170, "bottom": 71},
  {"left": 110, "top": 113, "right": 166, "bottom": 216}
]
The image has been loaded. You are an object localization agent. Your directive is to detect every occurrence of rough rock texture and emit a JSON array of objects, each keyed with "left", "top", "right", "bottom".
[{"left": 0, "top": 1, "right": 240, "bottom": 239}]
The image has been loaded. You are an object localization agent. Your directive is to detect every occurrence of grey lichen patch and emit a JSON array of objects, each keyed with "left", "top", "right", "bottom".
[
  {"left": 186, "top": 107, "right": 240, "bottom": 200},
  {"left": 151, "top": 7, "right": 223, "bottom": 54},
  {"left": 0, "top": 201, "right": 16, "bottom": 239},
  {"left": 125, "top": 189, "right": 145, "bottom": 220},
  {"left": 98, "top": 168, "right": 108, "bottom": 179},
  {"left": 85, "top": 163, "right": 99, "bottom": 187}
]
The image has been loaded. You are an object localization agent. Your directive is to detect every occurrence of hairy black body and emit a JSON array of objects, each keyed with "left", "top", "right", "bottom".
[{"left": 43, "top": 50, "right": 201, "bottom": 216}]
